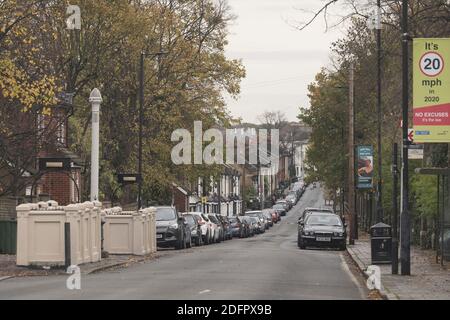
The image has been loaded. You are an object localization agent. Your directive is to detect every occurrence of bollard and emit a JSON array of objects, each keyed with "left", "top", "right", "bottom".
[{"left": 64, "top": 222, "right": 71, "bottom": 268}]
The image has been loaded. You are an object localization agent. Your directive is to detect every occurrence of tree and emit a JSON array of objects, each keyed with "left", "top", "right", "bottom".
[{"left": 297, "top": 0, "right": 449, "bottom": 227}]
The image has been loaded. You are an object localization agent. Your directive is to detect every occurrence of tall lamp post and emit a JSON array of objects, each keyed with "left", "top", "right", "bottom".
[
  {"left": 138, "top": 51, "right": 166, "bottom": 209},
  {"left": 376, "top": 0, "right": 384, "bottom": 223},
  {"left": 400, "top": 0, "right": 411, "bottom": 276}
]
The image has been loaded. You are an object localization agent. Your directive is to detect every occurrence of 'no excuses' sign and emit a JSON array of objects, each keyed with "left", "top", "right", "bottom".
[{"left": 413, "top": 38, "right": 450, "bottom": 143}]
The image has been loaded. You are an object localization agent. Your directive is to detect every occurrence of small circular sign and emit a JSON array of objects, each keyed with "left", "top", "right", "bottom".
[{"left": 419, "top": 51, "right": 444, "bottom": 77}]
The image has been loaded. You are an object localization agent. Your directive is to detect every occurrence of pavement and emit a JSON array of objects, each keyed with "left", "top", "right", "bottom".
[
  {"left": 0, "top": 186, "right": 368, "bottom": 300},
  {"left": 347, "top": 237, "right": 450, "bottom": 300}
]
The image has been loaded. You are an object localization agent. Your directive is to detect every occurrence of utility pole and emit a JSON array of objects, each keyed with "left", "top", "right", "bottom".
[
  {"left": 138, "top": 52, "right": 144, "bottom": 210},
  {"left": 400, "top": 0, "right": 411, "bottom": 276},
  {"left": 376, "top": 0, "right": 384, "bottom": 223},
  {"left": 392, "top": 143, "right": 399, "bottom": 274},
  {"left": 348, "top": 61, "right": 356, "bottom": 245}
]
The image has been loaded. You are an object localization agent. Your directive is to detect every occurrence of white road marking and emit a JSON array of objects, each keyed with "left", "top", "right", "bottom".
[{"left": 199, "top": 289, "right": 211, "bottom": 295}]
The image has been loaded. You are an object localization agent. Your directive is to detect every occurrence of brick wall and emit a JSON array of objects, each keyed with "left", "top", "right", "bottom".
[{"left": 40, "top": 171, "right": 71, "bottom": 205}]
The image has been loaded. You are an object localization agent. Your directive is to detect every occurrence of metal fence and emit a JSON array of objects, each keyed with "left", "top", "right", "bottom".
[{"left": 0, "top": 220, "right": 17, "bottom": 254}]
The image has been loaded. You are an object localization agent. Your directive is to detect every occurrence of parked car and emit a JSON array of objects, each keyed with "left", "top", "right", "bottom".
[
  {"left": 299, "top": 207, "right": 335, "bottom": 224},
  {"left": 262, "top": 209, "right": 274, "bottom": 228},
  {"left": 245, "top": 211, "right": 267, "bottom": 232},
  {"left": 155, "top": 207, "right": 191, "bottom": 249},
  {"left": 207, "top": 214, "right": 223, "bottom": 243},
  {"left": 240, "top": 216, "right": 256, "bottom": 236},
  {"left": 249, "top": 216, "right": 264, "bottom": 234},
  {"left": 229, "top": 216, "right": 246, "bottom": 238},
  {"left": 276, "top": 200, "right": 291, "bottom": 211},
  {"left": 190, "top": 212, "right": 213, "bottom": 244},
  {"left": 182, "top": 213, "right": 203, "bottom": 246},
  {"left": 298, "top": 212, "right": 346, "bottom": 250},
  {"left": 216, "top": 215, "right": 233, "bottom": 240},
  {"left": 285, "top": 194, "right": 297, "bottom": 207},
  {"left": 203, "top": 213, "right": 221, "bottom": 243},
  {"left": 272, "top": 203, "right": 287, "bottom": 216},
  {"left": 271, "top": 210, "right": 280, "bottom": 223}
]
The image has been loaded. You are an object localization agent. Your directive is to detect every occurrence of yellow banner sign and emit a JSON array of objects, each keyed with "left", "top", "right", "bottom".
[{"left": 413, "top": 38, "right": 450, "bottom": 143}]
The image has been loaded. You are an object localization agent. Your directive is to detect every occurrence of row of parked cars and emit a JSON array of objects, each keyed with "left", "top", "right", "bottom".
[
  {"left": 272, "top": 180, "right": 306, "bottom": 215},
  {"left": 154, "top": 207, "right": 286, "bottom": 250},
  {"left": 154, "top": 180, "right": 309, "bottom": 250}
]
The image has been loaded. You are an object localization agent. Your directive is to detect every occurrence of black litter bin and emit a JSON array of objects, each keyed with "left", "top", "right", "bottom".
[{"left": 370, "top": 222, "right": 392, "bottom": 264}]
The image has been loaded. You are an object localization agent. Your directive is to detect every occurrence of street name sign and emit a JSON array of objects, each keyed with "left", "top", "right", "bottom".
[{"left": 413, "top": 38, "right": 450, "bottom": 143}]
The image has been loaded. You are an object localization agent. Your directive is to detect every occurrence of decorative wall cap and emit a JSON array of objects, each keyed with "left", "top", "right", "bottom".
[
  {"left": 47, "top": 200, "right": 58, "bottom": 207},
  {"left": 37, "top": 201, "right": 48, "bottom": 209}
]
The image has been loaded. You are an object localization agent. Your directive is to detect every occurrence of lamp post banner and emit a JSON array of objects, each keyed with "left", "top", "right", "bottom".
[
  {"left": 357, "top": 146, "right": 374, "bottom": 189},
  {"left": 413, "top": 38, "right": 450, "bottom": 143}
]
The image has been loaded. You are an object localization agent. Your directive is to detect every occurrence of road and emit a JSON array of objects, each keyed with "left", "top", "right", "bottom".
[{"left": 0, "top": 186, "right": 367, "bottom": 300}]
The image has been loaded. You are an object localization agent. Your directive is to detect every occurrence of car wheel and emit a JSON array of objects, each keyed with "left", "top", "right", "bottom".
[
  {"left": 207, "top": 230, "right": 212, "bottom": 245},
  {"left": 340, "top": 243, "right": 347, "bottom": 251},
  {"left": 186, "top": 235, "right": 192, "bottom": 248},
  {"left": 298, "top": 237, "right": 306, "bottom": 249},
  {"left": 176, "top": 235, "right": 184, "bottom": 250},
  {"left": 197, "top": 231, "right": 203, "bottom": 246}
]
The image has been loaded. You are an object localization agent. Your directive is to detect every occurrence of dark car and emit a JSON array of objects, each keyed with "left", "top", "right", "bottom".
[
  {"left": 183, "top": 213, "right": 203, "bottom": 246},
  {"left": 298, "top": 213, "right": 346, "bottom": 250},
  {"left": 156, "top": 207, "right": 191, "bottom": 249},
  {"left": 299, "top": 207, "right": 335, "bottom": 224},
  {"left": 272, "top": 203, "right": 286, "bottom": 217},
  {"left": 229, "top": 216, "right": 246, "bottom": 238}
]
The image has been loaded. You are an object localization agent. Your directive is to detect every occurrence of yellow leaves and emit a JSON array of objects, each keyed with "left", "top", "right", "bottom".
[{"left": 0, "top": 57, "right": 59, "bottom": 113}]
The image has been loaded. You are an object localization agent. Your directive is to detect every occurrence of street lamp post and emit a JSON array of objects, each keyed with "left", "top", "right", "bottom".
[
  {"left": 348, "top": 61, "right": 356, "bottom": 245},
  {"left": 138, "top": 51, "right": 166, "bottom": 210},
  {"left": 400, "top": 0, "right": 411, "bottom": 276},
  {"left": 376, "top": 0, "right": 384, "bottom": 223}
]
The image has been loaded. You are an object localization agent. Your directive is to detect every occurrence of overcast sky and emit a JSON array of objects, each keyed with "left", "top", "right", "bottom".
[{"left": 225, "top": 0, "right": 347, "bottom": 123}]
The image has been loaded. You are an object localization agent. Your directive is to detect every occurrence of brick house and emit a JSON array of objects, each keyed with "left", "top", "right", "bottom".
[
  {"left": 172, "top": 184, "right": 189, "bottom": 213},
  {"left": 34, "top": 94, "right": 83, "bottom": 205}
]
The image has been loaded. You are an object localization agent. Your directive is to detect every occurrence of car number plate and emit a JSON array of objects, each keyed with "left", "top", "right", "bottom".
[
  {"left": 156, "top": 234, "right": 163, "bottom": 239},
  {"left": 316, "top": 236, "right": 331, "bottom": 242}
]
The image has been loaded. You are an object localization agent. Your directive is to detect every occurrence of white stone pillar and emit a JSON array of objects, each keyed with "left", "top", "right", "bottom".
[{"left": 89, "top": 88, "right": 102, "bottom": 202}]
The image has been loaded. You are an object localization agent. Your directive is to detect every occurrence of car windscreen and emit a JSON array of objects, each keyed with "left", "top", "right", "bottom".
[
  {"left": 208, "top": 215, "right": 219, "bottom": 223},
  {"left": 156, "top": 208, "right": 177, "bottom": 221},
  {"left": 273, "top": 204, "right": 284, "bottom": 209},
  {"left": 184, "top": 215, "right": 196, "bottom": 225},
  {"left": 305, "top": 215, "right": 342, "bottom": 227}
]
